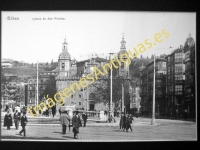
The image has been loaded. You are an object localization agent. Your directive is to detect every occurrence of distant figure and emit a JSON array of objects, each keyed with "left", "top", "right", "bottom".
[
  {"left": 122, "top": 114, "right": 126, "bottom": 131},
  {"left": 52, "top": 106, "right": 56, "bottom": 117},
  {"left": 46, "top": 108, "right": 49, "bottom": 117},
  {"left": 13, "top": 110, "right": 21, "bottom": 130},
  {"left": 126, "top": 114, "right": 132, "bottom": 132},
  {"left": 59, "top": 111, "right": 70, "bottom": 134},
  {"left": 119, "top": 113, "right": 124, "bottom": 129},
  {"left": 59, "top": 107, "right": 61, "bottom": 115},
  {"left": 82, "top": 113, "right": 88, "bottom": 127},
  {"left": 19, "top": 112, "right": 28, "bottom": 137},
  {"left": 4, "top": 111, "right": 13, "bottom": 130},
  {"left": 5, "top": 105, "right": 9, "bottom": 112},
  {"left": 72, "top": 111, "right": 82, "bottom": 139}
]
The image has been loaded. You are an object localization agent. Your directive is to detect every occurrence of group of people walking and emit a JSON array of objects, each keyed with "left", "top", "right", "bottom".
[
  {"left": 119, "top": 113, "right": 134, "bottom": 132},
  {"left": 4, "top": 110, "right": 28, "bottom": 137},
  {"left": 59, "top": 110, "right": 88, "bottom": 139}
]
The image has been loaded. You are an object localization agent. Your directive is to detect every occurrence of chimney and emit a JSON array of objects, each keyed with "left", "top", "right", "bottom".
[{"left": 180, "top": 45, "right": 183, "bottom": 49}]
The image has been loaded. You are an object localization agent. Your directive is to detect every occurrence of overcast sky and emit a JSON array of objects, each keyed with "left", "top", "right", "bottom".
[{"left": 2, "top": 11, "right": 196, "bottom": 63}]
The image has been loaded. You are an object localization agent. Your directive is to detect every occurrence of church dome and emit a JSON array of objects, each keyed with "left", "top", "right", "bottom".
[
  {"left": 184, "top": 35, "right": 195, "bottom": 48},
  {"left": 59, "top": 50, "right": 71, "bottom": 59}
]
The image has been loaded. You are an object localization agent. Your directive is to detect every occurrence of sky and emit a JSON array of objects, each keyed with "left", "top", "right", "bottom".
[{"left": 2, "top": 11, "right": 196, "bottom": 63}]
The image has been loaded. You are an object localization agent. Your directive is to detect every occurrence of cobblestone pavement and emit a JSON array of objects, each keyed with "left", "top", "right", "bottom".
[{"left": 1, "top": 122, "right": 196, "bottom": 141}]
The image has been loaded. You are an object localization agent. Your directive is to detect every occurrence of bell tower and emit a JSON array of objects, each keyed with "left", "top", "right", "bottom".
[{"left": 58, "top": 38, "right": 71, "bottom": 78}]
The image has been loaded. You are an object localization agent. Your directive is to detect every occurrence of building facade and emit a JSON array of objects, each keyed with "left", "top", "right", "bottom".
[
  {"left": 140, "top": 58, "right": 166, "bottom": 117},
  {"left": 165, "top": 47, "right": 185, "bottom": 118}
]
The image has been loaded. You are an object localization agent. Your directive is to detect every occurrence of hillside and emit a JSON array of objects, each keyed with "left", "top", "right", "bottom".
[
  {"left": 3, "top": 67, "right": 42, "bottom": 77},
  {"left": 129, "top": 58, "right": 152, "bottom": 79}
]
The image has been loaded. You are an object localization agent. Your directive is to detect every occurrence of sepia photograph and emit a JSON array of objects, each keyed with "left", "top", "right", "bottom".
[{"left": 1, "top": 11, "right": 196, "bottom": 141}]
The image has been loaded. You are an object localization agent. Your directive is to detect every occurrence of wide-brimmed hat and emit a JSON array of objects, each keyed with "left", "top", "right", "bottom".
[{"left": 74, "top": 111, "right": 79, "bottom": 114}]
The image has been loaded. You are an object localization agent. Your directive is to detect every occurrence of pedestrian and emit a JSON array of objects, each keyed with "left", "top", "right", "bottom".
[
  {"left": 126, "top": 114, "right": 132, "bottom": 132},
  {"left": 59, "top": 111, "right": 70, "bottom": 134},
  {"left": 82, "top": 113, "right": 88, "bottom": 127},
  {"left": 13, "top": 110, "right": 21, "bottom": 130},
  {"left": 46, "top": 107, "right": 49, "bottom": 117},
  {"left": 119, "top": 113, "right": 124, "bottom": 129},
  {"left": 19, "top": 112, "right": 28, "bottom": 137},
  {"left": 52, "top": 106, "right": 56, "bottom": 117},
  {"left": 72, "top": 111, "right": 82, "bottom": 139},
  {"left": 59, "top": 107, "right": 61, "bottom": 116},
  {"left": 4, "top": 111, "right": 13, "bottom": 130},
  {"left": 122, "top": 113, "right": 126, "bottom": 131}
]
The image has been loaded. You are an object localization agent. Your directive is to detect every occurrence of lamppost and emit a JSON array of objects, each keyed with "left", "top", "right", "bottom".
[
  {"left": 151, "top": 53, "right": 156, "bottom": 125},
  {"left": 109, "top": 52, "right": 114, "bottom": 117}
]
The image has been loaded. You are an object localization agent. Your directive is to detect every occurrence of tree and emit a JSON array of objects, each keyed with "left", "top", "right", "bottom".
[
  {"left": 40, "top": 75, "right": 57, "bottom": 103},
  {"left": 91, "top": 76, "right": 130, "bottom": 111}
]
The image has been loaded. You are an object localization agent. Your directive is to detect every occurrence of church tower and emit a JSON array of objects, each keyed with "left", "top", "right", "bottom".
[
  {"left": 118, "top": 35, "right": 129, "bottom": 78},
  {"left": 58, "top": 38, "right": 71, "bottom": 78}
]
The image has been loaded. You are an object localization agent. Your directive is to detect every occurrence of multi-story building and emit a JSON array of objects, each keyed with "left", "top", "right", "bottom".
[
  {"left": 165, "top": 46, "right": 185, "bottom": 118},
  {"left": 183, "top": 34, "right": 195, "bottom": 118},
  {"left": 140, "top": 58, "right": 166, "bottom": 117}
]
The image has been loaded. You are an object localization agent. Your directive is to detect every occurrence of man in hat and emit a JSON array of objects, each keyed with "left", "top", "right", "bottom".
[
  {"left": 72, "top": 111, "right": 82, "bottom": 139},
  {"left": 19, "top": 112, "right": 28, "bottom": 137},
  {"left": 82, "top": 112, "right": 88, "bottom": 127},
  {"left": 59, "top": 111, "right": 70, "bottom": 134},
  {"left": 13, "top": 110, "right": 21, "bottom": 130}
]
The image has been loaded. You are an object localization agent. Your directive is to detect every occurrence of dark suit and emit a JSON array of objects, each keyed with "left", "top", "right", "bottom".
[
  {"left": 19, "top": 115, "right": 28, "bottom": 136},
  {"left": 82, "top": 114, "right": 88, "bottom": 127},
  {"left": 14, "top": 112, "right": 21, "bottom": 130},
  {"left": 4, "top": 114, "right": 13, "bottom": 130},
  {"left": 72, "top": 115, "right": 81, "bottom": 139}
]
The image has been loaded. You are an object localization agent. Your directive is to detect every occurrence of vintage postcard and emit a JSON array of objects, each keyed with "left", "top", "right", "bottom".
[{"left": 1, "top": 11, "right": 196, "bottom": 141}]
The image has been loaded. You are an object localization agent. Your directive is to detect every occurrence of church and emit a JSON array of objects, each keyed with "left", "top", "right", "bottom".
[{"left": 28, "top": 36, "right": 133, "bottom": 113}]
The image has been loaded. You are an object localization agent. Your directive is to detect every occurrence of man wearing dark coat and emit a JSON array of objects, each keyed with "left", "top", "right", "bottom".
[
  {"left": 19, "top": 112, "right": 28, "bottom": 137},
  {"left": 126, "top": 114, "right": 132, "bottom": 132},
  {"left": 119, "top": 113, "right": 124, "bottom": 129},
  {"left": 72, "top": 111, "right": 82, "bottom": 139},
  {"left": 4, "top": 111, "right": 13, "bottom": 130},
  {"left": 52, "top": 106, "right": 56, "bottom": 117},
  {"left": 122, "top": 113, "right": 127, "bottom": 131},
  {"left": 82, "top": 113, "right": 88, "bottom": 127},
  {"left": 13, "top": 110, "right": 21, "bottom": 130}
]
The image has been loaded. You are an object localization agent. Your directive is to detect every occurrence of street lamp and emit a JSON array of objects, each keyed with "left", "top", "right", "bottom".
[
  {"left": 109, "top": 51, "right": 114, "bottom": 117},
  {"left": 151, "top": 53, "right": 156, "bottom": 125}
]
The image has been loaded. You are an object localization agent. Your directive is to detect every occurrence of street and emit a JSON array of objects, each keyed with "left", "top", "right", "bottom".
[{"left": 1, "top": 122, "right": 196, "bottom": 141}]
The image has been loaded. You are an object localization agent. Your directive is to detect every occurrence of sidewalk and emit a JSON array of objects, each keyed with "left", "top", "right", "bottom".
[{"left": 1, "top": 111, "right": 195, "bottom": 127}]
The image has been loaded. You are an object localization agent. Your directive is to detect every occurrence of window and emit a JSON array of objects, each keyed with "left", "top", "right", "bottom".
[
  {"left": 61, "top": 63, "right": 65, "bottom": 70},
  {"left": 175, "top": 85, "right": 182, "bottom": 95},
  {"left": 175, "top": 64, "right": 183, "bottom": 73},
  {"left": 79, "top": 95, "right": 81, "bottom": 98},
  {"left": 175, "top": 53, "right": 183, "bottom": 62},
  {"left": 175, "top": 75, "right": 183, "bottom": 80},
  {"left": 79, "top": 102, "right": 81, "bottom": 105}
]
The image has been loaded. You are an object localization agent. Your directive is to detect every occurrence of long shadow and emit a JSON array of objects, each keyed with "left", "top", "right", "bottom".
[
  {"left": 62, "top": 135, "right": 74, "bottom": 139},
  {"left": 52, "top": 131, "right": 63, "bottom": 134}
]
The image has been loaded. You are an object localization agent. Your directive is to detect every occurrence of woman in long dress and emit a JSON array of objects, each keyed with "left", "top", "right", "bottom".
[{"left": 4, "top": 111, "right": 13, "bottom": 130}]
